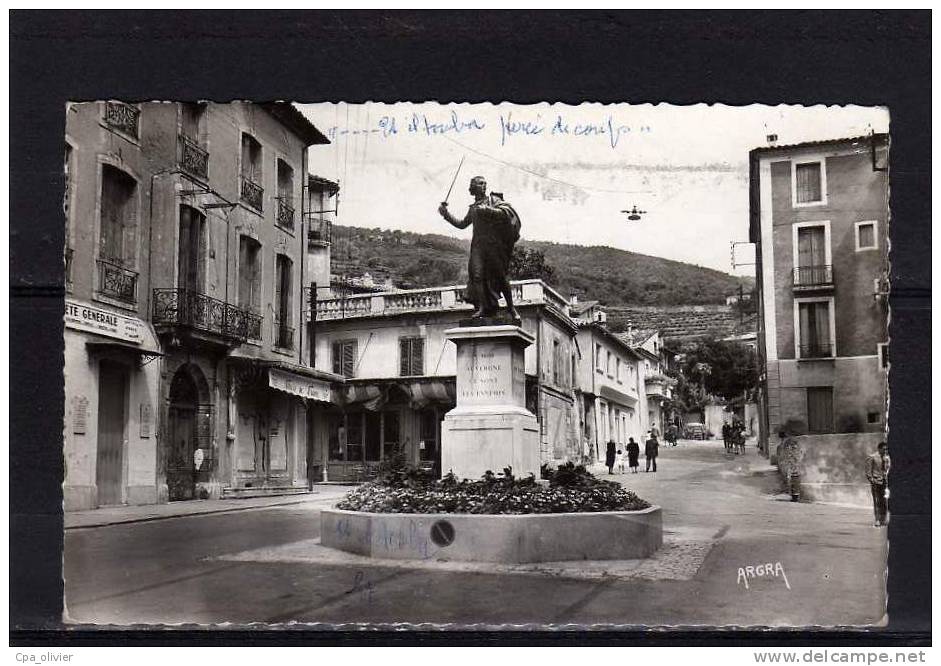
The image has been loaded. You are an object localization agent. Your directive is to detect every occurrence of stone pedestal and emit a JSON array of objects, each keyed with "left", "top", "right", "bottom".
[{"left": 441, "top": 324, "right": 540, "bottom": 480}]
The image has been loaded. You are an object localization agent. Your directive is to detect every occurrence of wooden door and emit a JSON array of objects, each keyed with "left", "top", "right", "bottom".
[
  {"left": 96, "top": 360, "right": 127, "bottom": 506},
  {"left": 807, "top": 387, "right": 834, "bottom": 434}
]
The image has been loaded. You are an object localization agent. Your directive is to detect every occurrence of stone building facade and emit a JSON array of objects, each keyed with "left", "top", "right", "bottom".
[
  {"left": 749, "top": 134, "right": 889, "bottom": 454},
  {"left": 63, "top": 101, "right": 338, "bottom": 509}
]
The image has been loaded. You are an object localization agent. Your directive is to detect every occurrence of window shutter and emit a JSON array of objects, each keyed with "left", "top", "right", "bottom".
[
  {"left": 412, "top": 338, "right": 424, "bottom": 376},
  {"left": 343, "top": 341, "right": 357, "bottom": 378},
  {"left": 332, "top": 341, "right": 342, "bottom": 375},
  {"left": 400, "top": 338, "right": 410, "bottom": 376}
]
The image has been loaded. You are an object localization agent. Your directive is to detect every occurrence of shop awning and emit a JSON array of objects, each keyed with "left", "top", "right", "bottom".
[
  {"left": 267, "top": 366, "right": 335, "bottom": 404},
  {"left": 340, "top": 378, "right": 456, "bottom": 411},
  {"left": 85, "top": 339, "right": 164, "bottom": 364}
]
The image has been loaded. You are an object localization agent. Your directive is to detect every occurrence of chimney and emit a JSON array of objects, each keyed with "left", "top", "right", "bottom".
[{"left": 766, "top": 134, "right": 778, "bottom": 144}]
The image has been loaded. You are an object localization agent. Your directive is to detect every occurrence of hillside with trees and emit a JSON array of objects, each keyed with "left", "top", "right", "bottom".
[{"left": 328, "top": 225, "right": 752, "bottom": 306}]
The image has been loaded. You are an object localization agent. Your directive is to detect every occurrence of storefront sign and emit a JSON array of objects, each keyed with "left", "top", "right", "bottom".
[
  {"left": 268, "top": 368, "right": 332, "bottom": 403},
  {"left": 65, "top": 299, "right": 143, "bottom": 344}
]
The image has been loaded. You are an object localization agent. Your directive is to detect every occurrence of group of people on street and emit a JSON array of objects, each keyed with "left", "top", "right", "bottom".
[
  {"left": 722, "top": 420, "right": 747, "bottom": 454},
  {"left": 606, "top": 432, "right": 661, "bottom": 475}
]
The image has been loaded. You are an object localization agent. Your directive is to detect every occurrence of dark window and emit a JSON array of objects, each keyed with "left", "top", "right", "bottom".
[
  {"left": 857, "top": 222, "right": 876, "bottom": 249},
  {"left": 332, "top": 339, "right": 358, "bottom": 378},
  {"left": 346, "top": 413, "right": 363, "bottom": 463},
  {"left": 798, "top": 301, "right": 832, "bottom": 358},
  {"left": 237, "top": 236, "right": 261, "bottom": 312},
  {"left": 795, "top": 162, "right": 822, "bottom": 203},
  {"left": 382, "top": 411, "right": 400, "bottom": 459},
  {"left": 553, "top": 338, "right": 561, "bottom": 386},
  {"left": 274, "top": 254, "right": 293, "bottom": 348},
  {"left": 807, "top": 387, "right": 834, "bottom": 434},
  {"left": 327, "top": 413, "right": 344, "bottom": 461},
  {"left": 181, "top": 103, "right": 206, "bottom": 143},
  {"left": 879, "top": 344, "right": 889, "bottom": 369},
  {"left": 276, "top": 159, "right": 295, "bottom": 230},
  {"left": 867, "top": 412, "right": 881, "bottom": 424},
  {"left": 400, "top": 337, "right": 425, "bottom": 376},
  {"left": 240, "top": 133, "right": 263, "bottom": 210},
  {"left": 178, "top": 205, "right": 206, "bottom": 293},
  {"left": 419, "top": 409, "right": 439, "bottom": 463},
  {"left": 365, "top": 412, "right": 381, "bottom": 462},
  {"left": 99, "top": 165, "right": 137, "bottom": 266}
]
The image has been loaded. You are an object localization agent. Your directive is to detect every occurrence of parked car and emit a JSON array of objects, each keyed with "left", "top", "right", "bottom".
[{"left": 684, "top": 422, "right": 707, "bottom": 440}]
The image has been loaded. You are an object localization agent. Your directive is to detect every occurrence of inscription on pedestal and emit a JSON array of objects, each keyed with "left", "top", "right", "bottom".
[{"left": 457, "top": 342, "right": 519, "bottom": 406}]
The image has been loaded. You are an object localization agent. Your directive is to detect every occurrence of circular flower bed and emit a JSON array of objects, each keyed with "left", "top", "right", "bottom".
[{"left": 336, "top": 463, "right": 650, "bottom": 515}]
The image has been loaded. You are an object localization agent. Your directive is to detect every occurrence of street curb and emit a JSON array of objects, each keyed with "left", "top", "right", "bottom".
[{"left": 64, "top": 496, "right": 340, "bottom": 531}]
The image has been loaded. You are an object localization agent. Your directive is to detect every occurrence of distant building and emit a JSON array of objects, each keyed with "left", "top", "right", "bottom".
[
  {"left": 749, "top": 134, "right": 889, "bottom": 453},
  {"left": 308, "top": 280, "right": 582, "bottom": 481}
]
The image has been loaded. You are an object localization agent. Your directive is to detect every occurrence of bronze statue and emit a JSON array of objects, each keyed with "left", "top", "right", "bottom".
[{"left": 438, "top": 176, "right": 522, "bottom": 322}]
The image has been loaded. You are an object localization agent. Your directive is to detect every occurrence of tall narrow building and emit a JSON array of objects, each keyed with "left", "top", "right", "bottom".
[{"left": 749, "top": 134, "right": 889, "bottom": 456}]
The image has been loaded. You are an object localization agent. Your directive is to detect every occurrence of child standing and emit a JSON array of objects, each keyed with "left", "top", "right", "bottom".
[{"left": 615, "top": 448, "right": 625, "bottom": 474}]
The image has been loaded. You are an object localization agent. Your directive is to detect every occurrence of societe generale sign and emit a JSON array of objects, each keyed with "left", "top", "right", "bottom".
[{"left": 65, "top": 299, "right": 143, "bottom": 344}]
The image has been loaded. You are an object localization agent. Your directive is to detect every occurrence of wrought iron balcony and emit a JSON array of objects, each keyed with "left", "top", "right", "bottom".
[
  {"left": 793, "top": 265, "right": 833, "bottom": 289},
  {"left": 305, "top": 214, "right": 332, "bottom": 248},
  {"left": 97, "top": 259, "right": 139, "bottom": 304},
  {"left": 104, "top": 101, "right": 140, "bottom": 139},
  {"left": 798, "top": 342, "right": 833, "bottom": 359},
  {"left": 240, "top": 175, "right": 263, "bottom": 211},
  {"left": 274, "top": 321, "right": 295, "bottom": 350},
  {"left": 179, "top": 134, "right": 209, "bottom": 180},
  {"left": 152, "top": 289, "right": 262, "bottom": 343},
  {"left": 276, "top": 198, "right": 295, "bottom": 231}
]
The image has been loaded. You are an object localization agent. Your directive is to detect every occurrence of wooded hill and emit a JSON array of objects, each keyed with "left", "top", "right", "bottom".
[{"left": 328, "top": 225, "right": 752, "bottom": 307}]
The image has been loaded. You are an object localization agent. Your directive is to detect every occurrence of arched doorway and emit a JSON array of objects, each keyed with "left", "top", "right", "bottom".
[{"left": 167, "top": 367, "right": 200, "bottom": 501}]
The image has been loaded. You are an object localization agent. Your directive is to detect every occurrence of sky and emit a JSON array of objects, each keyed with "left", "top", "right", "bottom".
[{"left": 297, "top": 103, "right": 889, "bottom": 277}]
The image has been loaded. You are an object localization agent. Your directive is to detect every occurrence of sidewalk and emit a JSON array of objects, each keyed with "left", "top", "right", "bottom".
[{"left": 64, "top": 485, "right": 356, "bottom": 530}]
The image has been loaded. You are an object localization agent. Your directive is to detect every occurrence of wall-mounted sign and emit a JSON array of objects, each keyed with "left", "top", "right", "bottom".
[
  {"left": 140, "top": 403, "right": 153, "bottom": 438},
  {"left": 268, "top": 368, "right": 332, "bottom": 403},
  {"left": 72, "top": 395, "right": 88, "bottom": 434},
  {"left": 65, "top": 299, "right": 143, "bottom": 344}
]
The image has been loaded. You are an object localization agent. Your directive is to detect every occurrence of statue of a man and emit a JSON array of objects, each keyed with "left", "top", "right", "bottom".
[{"left": 438, "top": 176, "right": 522, "bottom": 322}]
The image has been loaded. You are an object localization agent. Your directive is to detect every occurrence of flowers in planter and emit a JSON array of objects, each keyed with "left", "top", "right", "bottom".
[{"left": 336, "top": 463, "right": 650, "bottom": 515}]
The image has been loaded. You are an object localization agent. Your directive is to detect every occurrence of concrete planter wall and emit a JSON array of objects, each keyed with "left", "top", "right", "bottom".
[{"left": 321, "top": 506, "right": 662, "bottom": 563}]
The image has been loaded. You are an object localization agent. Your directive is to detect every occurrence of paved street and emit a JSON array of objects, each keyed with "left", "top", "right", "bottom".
[{"left": 64, "top": 440, "right": 887, "bottom": 628}]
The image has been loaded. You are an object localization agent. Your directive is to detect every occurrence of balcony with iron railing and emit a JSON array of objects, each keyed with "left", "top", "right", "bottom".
[
  {"left": 798, "top": 342, "right": 833, "bottom": 359},
  {"left": 310, "top": 279, "right": 571, "bottom": 322},
  {"left": 240, "top": 174, "right": 264, "bottom": 211},
  {"left": 104, "top": 101, "right": 140, "bottom": 139},
  {"left": 793, "top": 265, "right": 833, "bottom": 290},
  {"left": 152, "top": 289, "right": 262, "bottom": 343},
  {"left": 305, "top": 214, "right": 332, "bottom": 248},
  {"left": 97, "top": 259, "right": 139, "bottom": 304},
  {"left": 273, "top": 320, "right": 295, "bottom": 351},
  {"left": 179, "top": 134, "right": 209, "bottom": 181},
  {"left": 276, "top": 197, "right": 295, "bottom": 231}
]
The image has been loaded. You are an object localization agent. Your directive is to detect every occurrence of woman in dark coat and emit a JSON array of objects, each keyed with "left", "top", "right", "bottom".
[
  {"left": 627, "top": 437, "right": 640, "bottom": 473},
  {"left": 605, "top": 440, "right": 617, "bottom": 475}
]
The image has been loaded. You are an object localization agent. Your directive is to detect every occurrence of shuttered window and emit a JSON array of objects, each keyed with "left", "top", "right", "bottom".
[
  {"left": 399, "top": 337, "right": 424, "bottom": 376},
  {"left": 795, "top": 162, "right": 823, "bottom": 203},
  {"left": 100, "top": 165, "right": 137, "bottom": 265},
  {"left": 332, "top": 339, "right": 358, "bottom": 378}
]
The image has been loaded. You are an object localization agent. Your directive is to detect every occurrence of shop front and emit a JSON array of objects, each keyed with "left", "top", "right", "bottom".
[
  {"left": 227, "top": 360, "right": 334, "bottom": 493},
  {"left": 318, "top": 378, "right": 455, "bottom": 482},
  {"left": 63, "top": 299, "right": 163, "bottom": 510}
]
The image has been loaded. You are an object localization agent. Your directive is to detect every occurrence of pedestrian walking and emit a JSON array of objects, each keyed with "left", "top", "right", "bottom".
[
  {"left": 722, "top": 423, "right": 731, "bottom": 452},
  {"left": 605, "top": 440, "right": 617, "bottom": 475},
  {"left": 615, "top": 448, "right": 625, "bottom": 474},
  {"left": 645, "top": 432, "right": 659, "bottom": 473},
  {"left": 627, "top": 437, "right": 640, "bottom": 473},
  {"left": 865, "top": 441, "right": 891, "bottom": 527}
]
